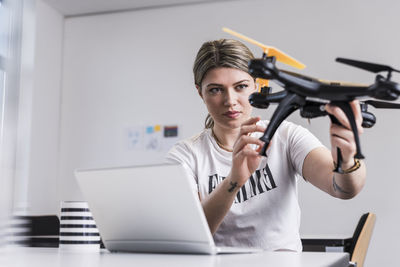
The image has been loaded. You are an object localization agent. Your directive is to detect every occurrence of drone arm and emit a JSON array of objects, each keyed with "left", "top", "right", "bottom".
[
  {"left": 249, "top": 91, "right": 288, "bottom": 109},
  {"left": 258, "top": 92, "right": 306, "bottom": 156},
  {"left": 278, "top": 71, "right": 318, "bottom": 91},
  {"left": 300, "top": 102, "right": 329, "bottom": 118},
  {"left": 248, "top": 57, "right": 320, "bottom": 94},
  {"left": 368, "top": 75, "right": 400, "bottom": 101}
]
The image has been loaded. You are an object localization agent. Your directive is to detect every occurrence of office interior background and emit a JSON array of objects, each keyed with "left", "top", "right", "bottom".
[{"left": 0, "top": 0, "right": 399, "bottom": 265}]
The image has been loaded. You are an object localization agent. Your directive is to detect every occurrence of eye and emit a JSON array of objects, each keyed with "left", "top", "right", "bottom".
[
  {"left": 209, "top": 87, "right": 223, "bottom": 94},
  {"left": 236, "top": 84, "right": 249, "bottom": 90}
]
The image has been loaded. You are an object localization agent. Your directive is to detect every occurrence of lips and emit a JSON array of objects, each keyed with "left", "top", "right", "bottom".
[{"left": 223, "top": 111, "right": 241, "bottom": 119}]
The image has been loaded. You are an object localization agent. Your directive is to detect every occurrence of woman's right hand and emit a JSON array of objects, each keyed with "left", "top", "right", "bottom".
[{"left": 228, "top": 117, "right": 266, "bottom": 187}]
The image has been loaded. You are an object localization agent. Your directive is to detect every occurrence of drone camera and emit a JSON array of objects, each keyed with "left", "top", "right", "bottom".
[
  {"left": 249, "top": 92, "right": 270, "bottom": 109},
  {"left": 361, "top": 112, "right": 376, "bottom": 128},
  {"left": 260, "top": 86, "right": 272, "bottom": 95}
]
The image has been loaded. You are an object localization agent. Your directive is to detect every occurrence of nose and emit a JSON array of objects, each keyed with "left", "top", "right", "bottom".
[{"left": 224, "top": 88, "right": 238, "bottom": 106}]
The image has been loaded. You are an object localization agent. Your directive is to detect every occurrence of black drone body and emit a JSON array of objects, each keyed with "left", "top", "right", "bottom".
[{"left": 248, "top": 55, "right": 400, "bottom": 173}]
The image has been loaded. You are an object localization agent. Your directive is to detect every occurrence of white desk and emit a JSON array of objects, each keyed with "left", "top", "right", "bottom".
[{"left": 2, "top": 247, "right": 349, "bottom": 267}]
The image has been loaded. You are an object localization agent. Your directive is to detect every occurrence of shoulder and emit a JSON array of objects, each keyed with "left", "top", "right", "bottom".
[
  {"left": 254, "top": 120, "right": 301, "bottom": 139},
  {"left": 278, "top": 120, "right": 305, "bottom": 137},
  {"left": 273, "top": 120, "right": 314, "bottom": 141},
  {"left": 255, "top": 119, "right": 322, "bottom": 149},
  {"left": 175, "top": 129, "right": 211, "bottom": 151},
  {"left": 166, "top": 129, "right": 211, "bottom": 160},
  {"left": 255, "top": 119, "right": 296, "bottom": 130}
]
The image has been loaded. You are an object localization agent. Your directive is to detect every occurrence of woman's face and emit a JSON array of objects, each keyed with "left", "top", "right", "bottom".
[{"left": 198, "top": 67, "right": 257, "bottom": 130}]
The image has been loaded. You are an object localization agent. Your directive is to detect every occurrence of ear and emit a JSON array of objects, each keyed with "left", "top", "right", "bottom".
[
  {"left": 196, "top": 85, "right": 203, "bottom": 99},
  {"left": 253, "top": 79, "right": 258, "bottom": 92}
]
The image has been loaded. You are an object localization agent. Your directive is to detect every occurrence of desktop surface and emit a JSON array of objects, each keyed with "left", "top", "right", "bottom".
[{"left": 3, "top": 247, "right": 349, "bottom": 267}]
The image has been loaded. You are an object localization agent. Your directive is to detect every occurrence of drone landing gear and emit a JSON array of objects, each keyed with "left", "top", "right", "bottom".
[
  {"left": 329, "top": 101, "right": 365, "bottom": 173},
  {"left": 258, "top": 92, "right": 306, "bottom": 156}
]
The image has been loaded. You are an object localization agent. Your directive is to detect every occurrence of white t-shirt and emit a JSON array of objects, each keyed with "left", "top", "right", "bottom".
[{"left": 166, "top": 120, "right": 323, "bottom": 251}]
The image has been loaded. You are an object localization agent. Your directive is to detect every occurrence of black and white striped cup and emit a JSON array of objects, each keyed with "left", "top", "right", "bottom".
[{"left": 59, "top": 201, "right": 100, "bottom": 250}]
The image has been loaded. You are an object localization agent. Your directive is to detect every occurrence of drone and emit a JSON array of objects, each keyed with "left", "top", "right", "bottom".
[{"left": 223, "top": 27, "right": 400, "bottom": 173}]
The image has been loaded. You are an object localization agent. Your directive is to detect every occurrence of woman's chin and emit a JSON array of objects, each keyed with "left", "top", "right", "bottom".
[{"left": 217, "top": 118, "right": 246, "bottom": 129}]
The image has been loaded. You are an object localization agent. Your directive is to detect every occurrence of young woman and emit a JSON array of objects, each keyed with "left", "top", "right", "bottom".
[{"left": 166, "top": 39, "right": 366, "bottom": 251}]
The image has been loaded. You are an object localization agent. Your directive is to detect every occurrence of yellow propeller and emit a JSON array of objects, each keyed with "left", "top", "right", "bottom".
[
  {"left": 223, "top": 27, "right": 306, "bottom": 92},
  {"left": 222, "top": 27, "right": 306, "bottom": 69}
]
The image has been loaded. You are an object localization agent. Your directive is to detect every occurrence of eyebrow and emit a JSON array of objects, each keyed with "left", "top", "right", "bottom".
[{"left": 205, "top": 79, "right": 250, "bottom": 88}]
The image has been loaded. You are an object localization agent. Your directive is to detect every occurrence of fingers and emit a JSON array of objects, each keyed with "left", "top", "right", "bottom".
[
  {"left": 239, "top": 124, "right": 266, "bottom": 136},
  {"left": 350, "top": 100, "right": 363, "bottom": 134},
  {"left": 233, "top": 135, "right": 265, "bottom": 154},
  {"left": 325, "top": 100, "right": 363, "bottom": 134},
  {"left": 325, "top": 104, "right": 350, "bottom": 129},
  {"left": 330, "top": 123, "right": 356, "bottom": 141},
  {"left": 233, "top": 117, "right": 266, "bottom": 154},
  {"left": 330, "top": 124, "right": 356, "bottom": 152},
  {"left": 239, "top": 116, "right": 265, "bottom": 136},
  {"left": 230, "top": 117, "right": 265, "bottom": 185},
  {"left": 330, "top": 136, "right": 356, "bottom": 164},
  {"left": 241, "top": 116, "right": 261, "bottom": 127},
  {"left": 350, "top": 100, "right": 362, "bottom": 121},
  {"left": 329, "top": 114, "right": 359, "bottom": 164},
  {"left": 235, "top": 147, "right": 261, "bottom": 159}
]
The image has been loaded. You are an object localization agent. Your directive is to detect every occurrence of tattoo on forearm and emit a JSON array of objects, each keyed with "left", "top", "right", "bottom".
[
  {"left": 333, "top": 175, "right": 351, "bottom": 195},
  {"left": 228, "top": 181, "right": 238, "bottom": 193}
]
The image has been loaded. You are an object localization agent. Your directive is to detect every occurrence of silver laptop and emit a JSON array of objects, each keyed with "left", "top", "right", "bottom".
[{"left": 75, "top": 163, "right": 261, "bottom": 254}]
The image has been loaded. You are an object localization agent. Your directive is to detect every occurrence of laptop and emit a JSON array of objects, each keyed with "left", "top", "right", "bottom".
[{"left": 75, "top": 163, "right": 262, "bottom": 254}]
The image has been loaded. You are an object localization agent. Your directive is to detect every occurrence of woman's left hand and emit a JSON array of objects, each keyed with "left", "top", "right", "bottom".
[{"left": 324, "top": 100, "right": 364, "bottom": 169}]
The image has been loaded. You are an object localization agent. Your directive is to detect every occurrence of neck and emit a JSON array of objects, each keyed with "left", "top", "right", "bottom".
[{"left": 211, "top": 125, "right": 239, "bottom": 152}]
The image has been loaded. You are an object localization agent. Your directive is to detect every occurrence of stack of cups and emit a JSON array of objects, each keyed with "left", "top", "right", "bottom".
[
  {"left": 59, "top": 201, "right": 100, "bottom": 251},
  {"left": 6, "top": 214, "right": 31, "bottom": 246}
]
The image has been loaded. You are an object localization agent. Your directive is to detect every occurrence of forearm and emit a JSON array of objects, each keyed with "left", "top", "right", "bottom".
[
  {"left": 303, "top": 147, "right": 366, "bottom": 199},
  {"left": 201, "top": 117, "right": 265, "bottom": 234},
  {"left": 330, "top": 160, "right": 366, "bottom": 199},
  {"left": 201, "top": 175, "right": 241, "bottom": 234}
]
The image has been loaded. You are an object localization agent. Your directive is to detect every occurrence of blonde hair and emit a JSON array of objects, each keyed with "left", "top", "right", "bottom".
[{"left": 193, "top": 39, "right": 254, "bottom": 129}]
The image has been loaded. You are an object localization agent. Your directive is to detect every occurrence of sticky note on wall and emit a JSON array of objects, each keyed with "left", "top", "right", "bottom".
[
  {"left": 164, "top": 126, "right": 178, "bottom": 137},
  {"left": 126, "top": 124, "right": 180, "bottom": 152}
]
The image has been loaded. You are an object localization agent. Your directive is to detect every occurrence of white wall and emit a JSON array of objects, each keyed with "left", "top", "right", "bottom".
[
  {"left": 28, "top": 0, "right": 63, "bottom": 214},
  {"left": 21, "top": 0, "right": 64, "bottom": 214},
  {"left": 14, "top": 0, "right": 36, "bottom": 212},
  {"left": 27, "top": 0, "right": 400, "bottom": 266}
]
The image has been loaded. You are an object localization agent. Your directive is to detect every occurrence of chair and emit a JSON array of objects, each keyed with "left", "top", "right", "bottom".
[{"left": 302, "top": 212, "right": 376, "bottom": 267}]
